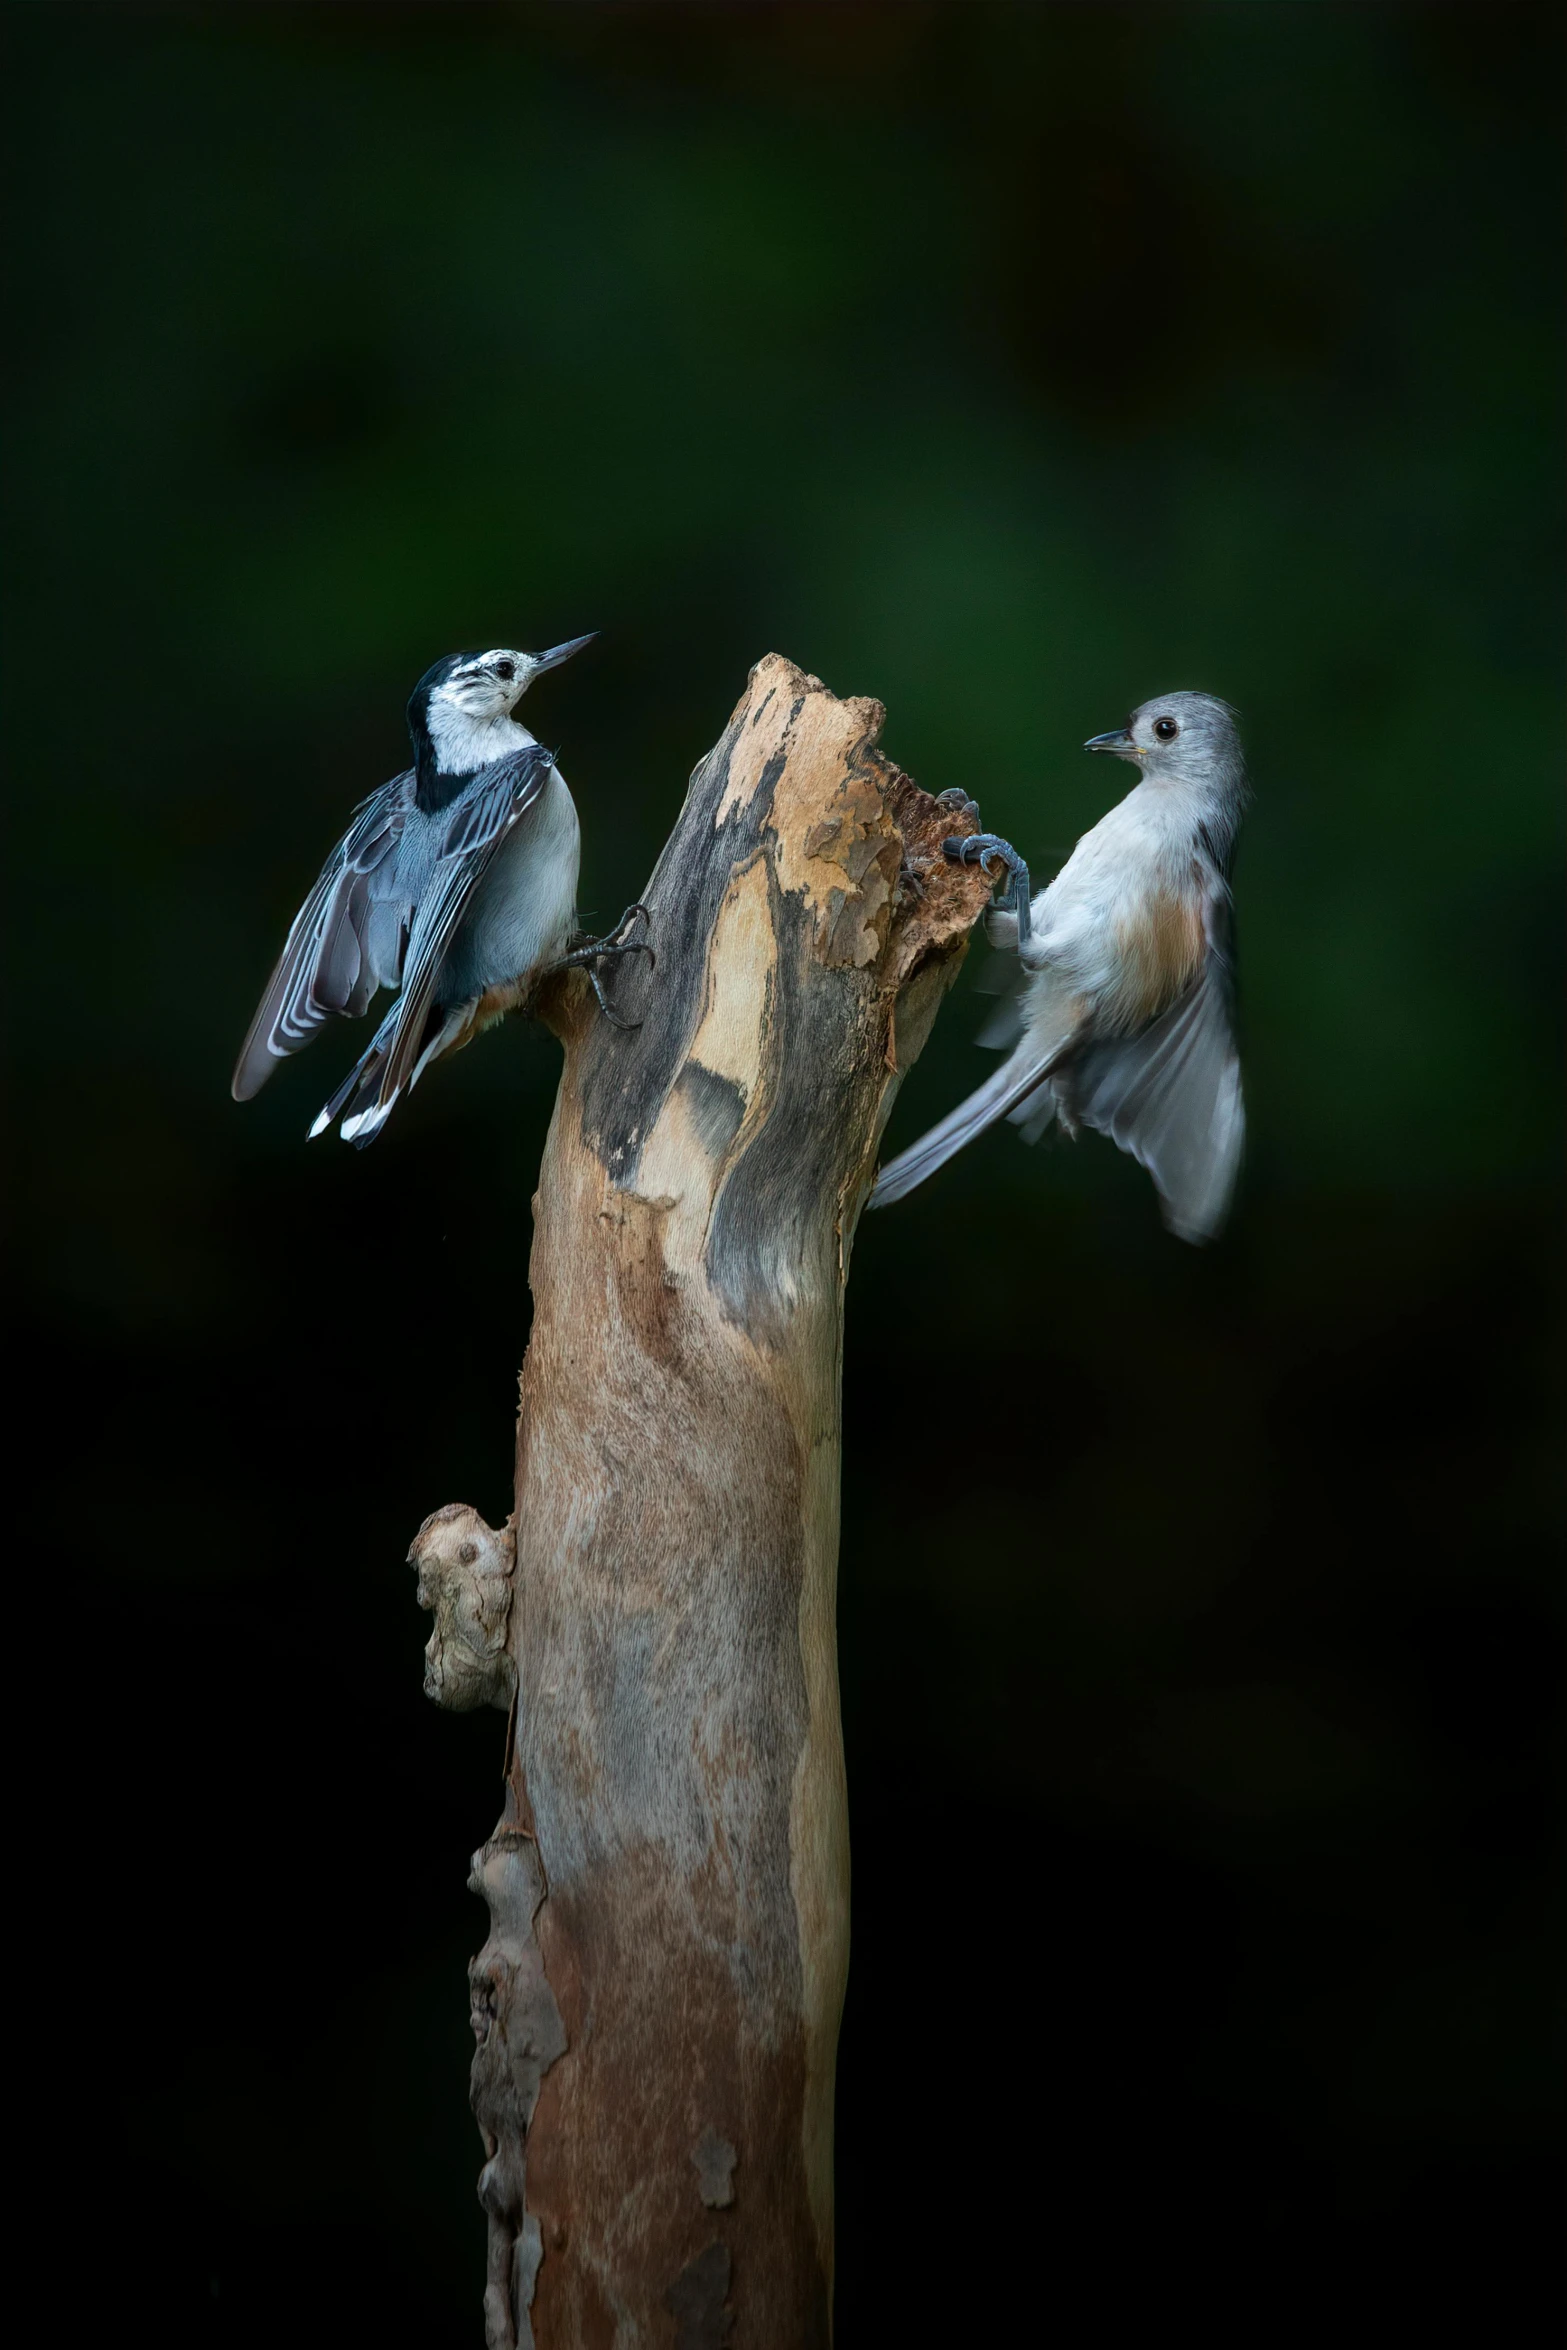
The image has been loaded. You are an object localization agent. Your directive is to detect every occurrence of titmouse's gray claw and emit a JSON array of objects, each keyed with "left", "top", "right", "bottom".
[
  {"left": 942, "top": 832, "right": 1032, "bottom": 947},
  {"left": 935, "top": 787, "right": 981, "bottom": 815}
]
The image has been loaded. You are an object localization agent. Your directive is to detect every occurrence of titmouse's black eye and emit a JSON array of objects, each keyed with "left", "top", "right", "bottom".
[
  {"left": 493, "top": 659, "right": 516, "bottom": 682},
  {"left": 1153, "top": 715, "right": 1179, "bottom": 741}
]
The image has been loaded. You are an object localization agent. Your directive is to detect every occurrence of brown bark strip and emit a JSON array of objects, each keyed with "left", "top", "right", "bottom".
[{"left": 421, "top": 655, "right": 994, "bottom": 2345}]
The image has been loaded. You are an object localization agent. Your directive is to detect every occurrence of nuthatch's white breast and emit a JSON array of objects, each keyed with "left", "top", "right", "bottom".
[
  {"left": 871, "top": 691, "right": 1248, "bottom": 1242},
  {"left": 232, "top": 636, "right": 649, "bottom": 1146}
]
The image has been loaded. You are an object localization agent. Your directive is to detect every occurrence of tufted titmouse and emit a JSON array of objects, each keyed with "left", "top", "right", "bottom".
[
  {"left": 231, "top": 638, "right": 649, "bottom": 1146},
  {"left": 871, "top": 691, "right": 1248, "bottom": 1242}
]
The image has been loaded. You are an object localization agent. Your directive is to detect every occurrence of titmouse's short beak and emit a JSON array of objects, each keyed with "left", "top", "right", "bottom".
[
  {"left": 532, "top": 633, "right": 598, "bottom": 675},
  {"left": 1084, "top": 726, "right": 1136, "bottom": 755}
]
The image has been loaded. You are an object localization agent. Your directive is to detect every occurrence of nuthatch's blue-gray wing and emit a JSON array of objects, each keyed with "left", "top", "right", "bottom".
[
  {"left": 1051, "top": 880, "right": 1243, "bottom": 1242},
  {"left": 231, "top": 772, "right": 416, "bottom": 1101},
  {"left": 326, "top": 742, "right": 556, "bottom": 1142}
]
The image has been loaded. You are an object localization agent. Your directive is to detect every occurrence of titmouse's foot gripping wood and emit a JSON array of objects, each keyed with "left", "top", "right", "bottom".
[{"left": 943, "top": 827, "right": 1032, "bottom": 946}]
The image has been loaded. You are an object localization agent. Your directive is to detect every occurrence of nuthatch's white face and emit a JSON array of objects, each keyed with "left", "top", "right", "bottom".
[
  {"left": 1083, "top": 690, "right": 1242, "bottom": 782},
  {"left": 439, "top": 650, "right": 530, "bottom": 721},
  {"left": 436, "top": 635, "right": 597, "bottom": 723}
]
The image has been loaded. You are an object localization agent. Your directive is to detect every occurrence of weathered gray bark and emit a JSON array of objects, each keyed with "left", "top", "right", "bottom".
[{"left": 412, "top": 655, "right": 994, "bottom": 2346}]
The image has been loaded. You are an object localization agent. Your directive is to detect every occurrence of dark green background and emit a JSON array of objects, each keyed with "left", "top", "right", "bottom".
[{"left": 10, "top": 5, "right": 1561, "bottom": 2342}]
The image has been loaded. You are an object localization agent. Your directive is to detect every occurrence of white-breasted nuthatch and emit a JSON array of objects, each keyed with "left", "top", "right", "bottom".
[
  {"left": 871, "top": 691, "right": 1248, "bottom": 1242},
  {"left": 232, "top": 637, "right": 650, "bottom": 1145}
]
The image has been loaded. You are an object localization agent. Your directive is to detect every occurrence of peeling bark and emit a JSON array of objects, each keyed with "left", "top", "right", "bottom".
[{"left": 421, "top": 656, "right": 993, "bottom": 2344}]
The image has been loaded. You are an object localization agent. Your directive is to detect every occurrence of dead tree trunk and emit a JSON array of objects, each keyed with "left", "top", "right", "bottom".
[{"left": 410, "top": 655, "right": 994, "bottom": 2347}]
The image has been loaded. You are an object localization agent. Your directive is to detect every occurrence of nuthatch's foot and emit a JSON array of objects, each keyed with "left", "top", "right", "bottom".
[
  {"left": 943, "top": 831, "right": 1033, "bottom": 947},
  {"left": 934, "top": 788, "right": 981, "bottom": 819},
  {"left": 554, "top": 903, "right": 655, "bottom": 1028}
]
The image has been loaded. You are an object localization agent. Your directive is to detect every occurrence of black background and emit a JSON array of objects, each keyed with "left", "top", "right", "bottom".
[{"left": 9, "top": 5, "right": 1562, "bottom": 2342}]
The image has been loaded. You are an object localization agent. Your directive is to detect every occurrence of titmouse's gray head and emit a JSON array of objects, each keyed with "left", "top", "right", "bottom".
[
  {"left": 411, "top": 635, "right": 597, "bottom": 728},
  {"left": 1084, "top": 690, "right": 1243, "bottom": 786}
]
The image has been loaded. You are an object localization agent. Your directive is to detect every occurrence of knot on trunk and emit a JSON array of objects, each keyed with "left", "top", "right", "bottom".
[{"left": 408, "top": 1503, "right": 516, "bottom": 1712}]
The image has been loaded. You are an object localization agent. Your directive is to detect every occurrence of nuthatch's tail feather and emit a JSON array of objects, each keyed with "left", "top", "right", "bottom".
[
  {"left": 868, "top": 1045, "right": 1063, "bottom": 1208},
  {"left": 310, "top": 994, "right": 475, "bottom": 1146},
  {"left": 309, "top": 1001, "right": 401, "bottom": 1143}
]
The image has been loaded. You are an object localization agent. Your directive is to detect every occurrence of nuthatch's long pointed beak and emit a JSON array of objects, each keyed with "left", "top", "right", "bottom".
[
  {"left": 532, "top": 633, "right": 598, "bottom": 676},
  {"left": 1084, "top": 726, "right": 1135, "bottom": 755}
]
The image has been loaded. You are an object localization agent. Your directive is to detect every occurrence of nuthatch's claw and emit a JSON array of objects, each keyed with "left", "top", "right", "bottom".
[
  {"left": 589, "top": 966, "right": 641, "bottom": 1028},
  {"left": 553, "top": 903, "right": 655, "bottom": 1026},
  {"left": 559, "top": 902, "right": 655, "bottom": 964},
  {"left": 595, "top": 902, "right": 654, "bottom": 959},
  {"left": 934, "top": 787, "right": 981, "bottom": 817},
  {"left": 942, "top": 831, "right": 1033, "bottom": 947}
]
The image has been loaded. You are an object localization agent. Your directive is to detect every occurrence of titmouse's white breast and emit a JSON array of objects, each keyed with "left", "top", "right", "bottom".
[{"left": 1023, "top": 779, "right": 1210, "bottom": 1028}]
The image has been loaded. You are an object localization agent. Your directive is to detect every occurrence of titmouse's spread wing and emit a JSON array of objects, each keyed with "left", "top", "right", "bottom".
[{"left": 1053, "top": 882, "right": 1242, "bottom": 1243}]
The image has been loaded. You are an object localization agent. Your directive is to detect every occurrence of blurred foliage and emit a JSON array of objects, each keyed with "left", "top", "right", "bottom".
[{"left": 8, "top": 4, "right": 1561, "bottom": 2343}]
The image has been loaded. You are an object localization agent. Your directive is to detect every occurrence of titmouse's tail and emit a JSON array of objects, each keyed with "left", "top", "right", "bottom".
[{"left": 868, "top": 1044, "right": 1061, "bottom": 1208}]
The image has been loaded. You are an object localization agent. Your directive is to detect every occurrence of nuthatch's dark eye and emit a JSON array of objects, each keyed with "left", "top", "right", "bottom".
[
  {"left": 1153, "top": 715, "right": 1179, "bottom": 742},
  {"left": 493, "top": 659, "right": 515, "bottom": 682}
]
